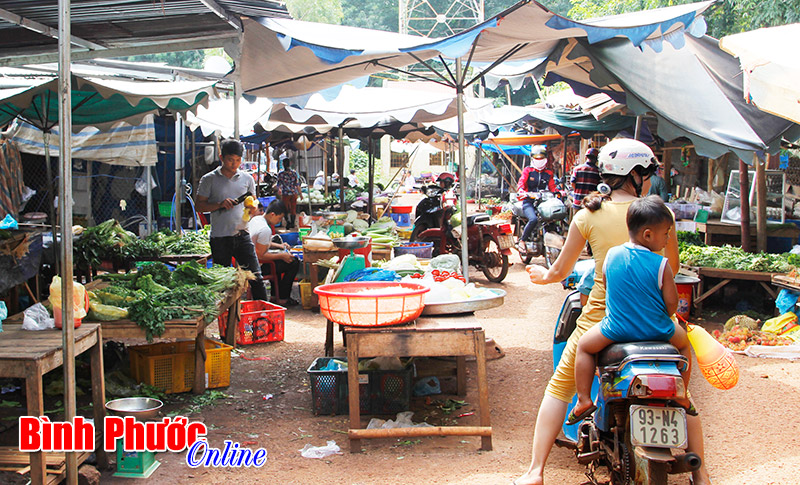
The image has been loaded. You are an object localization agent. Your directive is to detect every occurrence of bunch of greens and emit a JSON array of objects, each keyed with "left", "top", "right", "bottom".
[
  {"left": 677, "top": 231, "right": 705, "bottom": 252},
  {"left": 120, "top": 227, "right": 211, "bottom": 260},
  {"left": 171, "top": 261, "right": 239, "bottom": 292},
  {"left": 163, "top": 226, "right": 211, "bottom": 255},
  {"left": 74, "top": 219, "right": 137, "bottom": 268},
  {"left": 127, "top": 285, "right": 221, "bottom": 341},
  {"left": 680, "top": 244, "right": 794, "bottom": 273},
  {"left": 134, "top": 262, "right": 172, "bottom": 286}
]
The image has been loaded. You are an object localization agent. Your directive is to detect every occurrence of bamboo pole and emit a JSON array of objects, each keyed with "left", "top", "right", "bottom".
[
  {"left": 349, "top": 426, "right": 493, "bottom": 440},
  {"left": 58, "top": 0, "right": 77, "bottom": 482}
]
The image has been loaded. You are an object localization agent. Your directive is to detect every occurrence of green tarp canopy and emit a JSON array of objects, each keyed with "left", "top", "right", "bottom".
[
  {"left": 524, "top": 108, "right": 636, "bottom": 138},
  {"left": 0, "top": 76, "right": 217, "bottom": 130}
]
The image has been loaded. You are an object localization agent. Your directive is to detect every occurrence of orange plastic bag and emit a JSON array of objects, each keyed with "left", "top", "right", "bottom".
[{"left": 49, "top": 276, "right": 87, "bottom": 328}]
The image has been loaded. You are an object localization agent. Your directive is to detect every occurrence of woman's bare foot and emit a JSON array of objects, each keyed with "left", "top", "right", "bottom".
[{"left": 511, "top": 470, "right": 543, "bottom": 485}]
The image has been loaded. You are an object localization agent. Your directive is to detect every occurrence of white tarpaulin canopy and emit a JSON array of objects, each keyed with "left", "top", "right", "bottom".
[
  {"left": 240, "top": 0, "right": 714, "bottom": 100},
  {"left": 7, "top": 115, "right": 158, "bottom": 166},
  {"left": 720, "top": 23, "right": 800, "bottom": 125}
]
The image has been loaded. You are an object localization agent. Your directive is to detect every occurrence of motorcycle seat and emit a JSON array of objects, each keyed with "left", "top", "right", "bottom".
[
  {"left": 597, "top": 341, "right": 681, "bottom": 368},
  {"left": 467, "top": 213, "right": 491, "bottom": 226}
]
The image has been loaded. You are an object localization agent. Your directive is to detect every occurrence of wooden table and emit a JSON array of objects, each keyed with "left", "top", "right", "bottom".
[
  {"left": 682, "top": 265, "right": 779, "bottom": 312},
  {"left": 302, "top": 249, "right": 338, "bottom": 309},
  {"left": 0, "top": 324, "right": 107, "bottom": 485},
  {"left": 771, "top": 273, "right": 800, "bottom": 292},
  {"left": 695, "top": 220, "right": 800, "bottom": 247},
  {"left": 7, "top": 278, "right": 247, "bottom": 394},
  {"left": 342, "top": 315, "right": 492, "bottom": 452}
]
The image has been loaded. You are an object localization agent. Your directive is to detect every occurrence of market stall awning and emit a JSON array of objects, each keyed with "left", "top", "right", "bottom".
[
  {"left": 0, "top": 76, "right": 217, "bottom": 130},
  {"left": 240, "top": 0, "right": 714, "bottom": 100},
  {"left": 485, "top": 132, "right": 580, "bottom": 146},
  {"left": 185, "top": 97, "right": 273, "bottom": 138},
  {"left": 7, "top": 116, "right": 158, "bottom": 167},
  {"left": 524, "top": 107, "right": 636, "bottom": 137},
  {"left": 544, "top": 35, "right": 800, "bottom": 159},
  {"left": 719, "top": 24, "right": 800, "bottom": 125}
]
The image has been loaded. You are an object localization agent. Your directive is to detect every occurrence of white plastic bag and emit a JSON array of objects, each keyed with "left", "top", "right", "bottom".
[
  {"left": 22, "top": 303, "right": 54, "bottom": 331},
  {"left": 366, "top": 411, "right": 433, "bottom": 430},
  {"left": 299, "top": 440, "right": 342, "bottom": 459}
]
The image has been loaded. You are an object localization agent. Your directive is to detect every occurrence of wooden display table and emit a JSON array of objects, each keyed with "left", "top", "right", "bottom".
[
  {"left": 0, "top": 323, "right": 107, "bottom": 485},
  {"left": 7, "top": 278, "right": 247, "bottom": 393},
  {"left": 302, "top": 249, "right": 338, "bottom": 309},
  {"left": 771, "top": 273, "right": 800, "bottom": 292},
  {"left": 682, "top": 265, "right": 779, "bottom": 312},
  {"left": 695, "top": 219, "right": 800, "bottom": 247},
  {"left": 342, "top": 315, "right": 492, "bottom": 452}
]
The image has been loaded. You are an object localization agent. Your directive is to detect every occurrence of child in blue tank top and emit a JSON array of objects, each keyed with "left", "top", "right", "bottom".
[{"left": 568, "top": 196, "right": 691, "bottom": 424}]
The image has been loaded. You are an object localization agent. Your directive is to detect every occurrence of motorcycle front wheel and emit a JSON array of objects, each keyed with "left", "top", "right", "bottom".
[{"left": 481, "top": 235, "right": 509, "bottom": 282}]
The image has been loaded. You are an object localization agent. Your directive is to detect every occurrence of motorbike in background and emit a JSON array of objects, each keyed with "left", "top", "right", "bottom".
[
  {"left": 411, "top": 184, "right": 512, "bottom": 282},
  {"left": 553, "top": 273, "right": 701, "bottom": 484},
  {"left": 511, "top": 189, "right": 569, "bottom": 267}
]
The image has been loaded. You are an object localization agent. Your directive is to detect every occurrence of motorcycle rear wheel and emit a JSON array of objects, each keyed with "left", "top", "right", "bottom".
[
  {"left": 481, "top": 235, "right": 509, "bottom": 282},
  {"left": 409, "top": 223, "right": 428, "bottom": 242}
]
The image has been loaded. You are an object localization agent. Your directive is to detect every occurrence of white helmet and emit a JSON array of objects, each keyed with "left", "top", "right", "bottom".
[
  {"left": 531, "top": 145, "right": 547, "bottom": 158},
  {"left": 598, "top": 138, "right": 656, "bottom": 176}
]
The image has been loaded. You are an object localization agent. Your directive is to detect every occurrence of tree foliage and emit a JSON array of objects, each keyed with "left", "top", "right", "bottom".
[
  {"left": 285, "top": 0, "right": 344, "bottom": 24},
  {"left": 341, "top": 0, "right": 397, "bottom": 32},
  {"left": 119, "top": 50, "right": 205, "bottom": 69}
]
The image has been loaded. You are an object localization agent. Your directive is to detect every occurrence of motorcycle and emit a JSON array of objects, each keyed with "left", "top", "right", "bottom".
[
  {"left": 410, "top": 184, "right": 513, "bottom": 282},
  {"left": 552, "top": 275, "right": 701, "bottom": 484},
  {"left": 510, "top": 189, "right": 569, "bottom": 267}
]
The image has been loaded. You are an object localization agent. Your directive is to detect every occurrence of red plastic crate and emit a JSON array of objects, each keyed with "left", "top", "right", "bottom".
[{"left": 218, "top": 300, "right": 285, "bottom": 345}]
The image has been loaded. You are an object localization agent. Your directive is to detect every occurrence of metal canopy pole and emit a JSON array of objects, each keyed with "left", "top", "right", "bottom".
[
  {"left": 455, "top": 58, "right": 469, "bottom": 282},
  {"left": 368, "top": 137, "right": 375, "bottom": 222},
  {"left": 58, "top": 0, "right": 78, "bottom": 483},
  {"left": 145, "top": 165, "right": 153, "bottom": 234},
  {"left": 174, "top": 114, "right": 183, "bottom": 232}
]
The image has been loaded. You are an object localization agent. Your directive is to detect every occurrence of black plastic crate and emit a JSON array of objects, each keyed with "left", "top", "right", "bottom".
[{"left": 307, "top": 357, "right": 413, "bottom": 416}]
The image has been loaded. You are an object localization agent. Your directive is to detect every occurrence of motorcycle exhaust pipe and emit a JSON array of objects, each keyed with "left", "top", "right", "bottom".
[{"left": 669, "top": 452, "right": 702, "bottom": 474}]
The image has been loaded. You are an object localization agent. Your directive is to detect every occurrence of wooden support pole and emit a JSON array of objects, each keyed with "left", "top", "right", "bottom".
[
  {"left": 756, "top": 153, "right": 767, "bottom": 253},
  {"left": 663, "top": 148, "right": 672, "bottom": 197},
  {"left": 740, "top": 158, "right": 751, "bottom": 253}
]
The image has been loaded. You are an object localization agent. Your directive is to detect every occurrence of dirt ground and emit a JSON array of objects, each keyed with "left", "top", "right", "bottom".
[
  {"left": 3, "top": 251, "right": 799, "bottom": 484},
  {"left": 89, "top": 253, "right": 800, "bottom": 485}
]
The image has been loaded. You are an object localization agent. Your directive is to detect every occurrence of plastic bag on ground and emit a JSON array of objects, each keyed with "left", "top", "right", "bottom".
[
  {"left": 367, "top": 411, "right": 433, "bottom": 430},
  {"left": 22, "top": 303, "right": 54, "bottom": 331},
  {"left": 299, "top": 440, "right": 342, "bottom": 459},
  {"left": 413, "top": 377, "right": 441, "bottom": 396},
  {"left": 0, "top": 301, "right": 6, "bottom": 332}
]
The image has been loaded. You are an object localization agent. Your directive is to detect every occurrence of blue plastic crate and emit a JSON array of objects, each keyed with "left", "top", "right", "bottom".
[{"left": 390, "top": 212, "right": 412, "bottom": 227}]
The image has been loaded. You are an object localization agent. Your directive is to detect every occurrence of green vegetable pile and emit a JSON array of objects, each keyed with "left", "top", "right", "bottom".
[
  {"left": 93, "top": 261, "right": 242, "bottom": 341},
  {"left": 680, "top": 244, "right": 795, "bottom": 273},
  {"left": 74, "top": 219, "right": 137, "bottom": 268},
  {"left": 75, "top": 222, "right": 211, "bottom": 268}
]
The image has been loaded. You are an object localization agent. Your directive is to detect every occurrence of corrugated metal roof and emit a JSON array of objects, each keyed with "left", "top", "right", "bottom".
[{"left": 0, "top": 0, "right": 290, "bottom": 64}]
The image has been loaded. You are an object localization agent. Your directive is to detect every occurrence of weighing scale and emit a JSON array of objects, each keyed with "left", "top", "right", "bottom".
[
  {"left": 332, "top": 236, "right": 370, "bottom": 282},
  {"left": 105, "top": 397, "right": 163, "bottom": 478},
  {"left": 318, "top": 211, "right": 348, "bottom": 238}
]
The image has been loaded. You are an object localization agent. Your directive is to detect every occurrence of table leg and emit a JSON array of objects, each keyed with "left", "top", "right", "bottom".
[
  {"left": 456, "top": 356, "right": 467, "bottom": 396},
  {"left": 346, "top": 336, "right": 361, "bottom": 453},
  {"left": 25, "top": 363, "right": 45, "bottom": 485},
  {"left": 193, "top": 332, "right": 207, "bottom": 394},
  {"left": 90, "top": 330, "right": 108, "bottom": 470},
  {"left": 310, "top": 265, "right": 319, "bottom": 308},
  {"left": 325, "top": 320, "right": 334, "bottom": 357},
  {"left": 473, "top": 330, "right": 492, "bottom": 451},
  {"left": 224, "top": 299, "right": 240, "bottom": 347}
]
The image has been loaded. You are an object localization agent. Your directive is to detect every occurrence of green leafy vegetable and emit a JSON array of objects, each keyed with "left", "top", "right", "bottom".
[{"left": 680, "top": 244, "right": 795, "bottom": 273}]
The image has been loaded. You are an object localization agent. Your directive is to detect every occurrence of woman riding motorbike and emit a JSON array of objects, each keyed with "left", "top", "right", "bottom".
[
  {"left": 516, "top": 145, "right": 556, "bottom": 253},
  {"left": 513, "top": 138, "right": 711, "bottom": 485}
]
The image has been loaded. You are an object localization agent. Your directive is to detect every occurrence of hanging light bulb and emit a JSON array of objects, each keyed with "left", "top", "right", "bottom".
[{"left": 687, "top": 324, "right": 739, "bottom": 390}]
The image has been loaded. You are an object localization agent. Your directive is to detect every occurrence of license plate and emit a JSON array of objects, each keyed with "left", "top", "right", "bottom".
[
  {"left": 629, "top": 405, "right": 688, "bottom": 449},
  {"left": 498, "top": 235, "right": 514, "bottom": 249}
]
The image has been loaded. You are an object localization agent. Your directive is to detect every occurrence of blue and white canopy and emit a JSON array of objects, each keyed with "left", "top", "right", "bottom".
[{"left": 240, "top": 0, "right": 713, "bottom": 101}]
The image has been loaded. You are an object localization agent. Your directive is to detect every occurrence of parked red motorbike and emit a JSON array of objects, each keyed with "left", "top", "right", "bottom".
[{"left": 411, "top": 185, "right": 513, "bottom": 282}]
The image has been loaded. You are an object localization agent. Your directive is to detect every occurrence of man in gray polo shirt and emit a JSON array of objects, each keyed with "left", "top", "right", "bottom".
[{"left": 196, "top": 139, "right": 267, "bottom": 301}]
